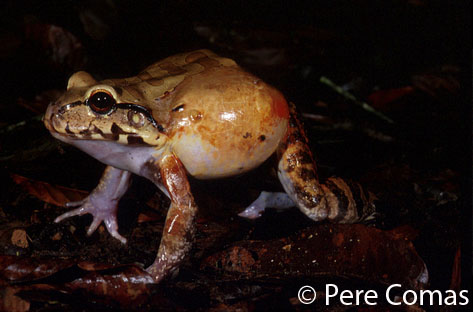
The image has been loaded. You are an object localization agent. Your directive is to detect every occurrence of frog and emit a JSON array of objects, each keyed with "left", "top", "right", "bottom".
[{"left": 44, "top": 49, "right": 375, "bottom": 283}]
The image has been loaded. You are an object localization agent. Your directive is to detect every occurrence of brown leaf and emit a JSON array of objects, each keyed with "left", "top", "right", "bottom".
[
  {"left": 11, "top": 174, "right": 88, "bottom": 207},
  {"left": 0, "top": 286, "right": 31, "bottom": 312},
  {"left": 367, "top": 86, "right": 415, "bottom": 111},
  {"left": 65, "top": 265, "right": 154, "bottom": 306},
  {"left": 136, "top": 210, "right": 161, "bottom": 223},
  {"left": 0, "top": 259, "right": 155, "bottom": 308},
  {"left": 201, "top": 224, "right": 428, "bottom": 290},
  {"left": 0, "top": 256, "right": 76, "bottom": 282},
  {"left": 11, "top": 229, "right": 28, "bottom": 249}
]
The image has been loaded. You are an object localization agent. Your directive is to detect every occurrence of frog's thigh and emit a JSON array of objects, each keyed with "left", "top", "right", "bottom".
[
  {"left": 277, "top": 104, "right": 374, "bottom": 223},
  {"left": 146, "top": 154, "right": 197, "bottom": 282},
  {"left": 275, "top": 104, "right": 330, "bottom": 221}
]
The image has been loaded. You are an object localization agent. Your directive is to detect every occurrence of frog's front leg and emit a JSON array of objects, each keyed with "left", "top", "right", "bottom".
[
  {"left": 143, "top": 154, "right": 197, "bottom": 283},
  {"left": 55, "top": 165, "right": 131, "bottom": 244}
]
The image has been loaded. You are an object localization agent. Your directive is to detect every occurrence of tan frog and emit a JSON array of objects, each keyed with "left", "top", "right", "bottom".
[{"left": 44, "top": 50, "right": 374, "bottom": 283}]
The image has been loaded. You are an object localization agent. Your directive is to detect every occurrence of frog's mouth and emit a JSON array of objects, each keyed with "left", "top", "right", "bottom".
[{"left": 46, "top": 120, "right": 154, "bottom": 147}]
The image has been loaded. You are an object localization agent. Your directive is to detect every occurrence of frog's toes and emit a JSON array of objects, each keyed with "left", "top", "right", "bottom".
[
  {"left": 79, "top": 208, "right": 127, "bottom": 244},
  {"left": 54, "top": 205, "right": 90, "bottom": 223},
  {"left": 239, "top": 191, "right": 295, "bottom": 219},
  {"left": 238, "top": 204, "right": 263, "bottom": 219},
  {"left": 102, "top": 217, "right": 127, "bottom": 244},
  {"left": 55, "top": 197, "right": 127, "bottom": 244},
  {"left": 65, "top": 198, "right": 88, "bottom": 208}
]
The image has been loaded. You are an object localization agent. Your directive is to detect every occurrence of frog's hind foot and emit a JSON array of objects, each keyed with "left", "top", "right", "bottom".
[{"left": 238, "top": 191, "right": 295, "bottom": 219}]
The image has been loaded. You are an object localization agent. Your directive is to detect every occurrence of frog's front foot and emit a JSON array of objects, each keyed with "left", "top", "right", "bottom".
[
  {"left": 55, "top": 195, "right": 127, "bottom": 244},
  {"left": 54, "top": 166, "right": 132, "bottom": 244},
  {"left": 238, "top": 191, "right": 295, "bottom": 219}
]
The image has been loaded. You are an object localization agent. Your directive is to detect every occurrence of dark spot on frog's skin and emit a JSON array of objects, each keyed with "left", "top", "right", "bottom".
[
  {"left": 114, "top": 87, "right": 123, "bottom": 96},
  {"left": 325, "top": 179, "right": 348, "bottom": 221},
  {"left": 345, "top": 180, "right": 369, "bottom": 218},
  {"left": 65, "top": 123, "right": 74, "bottom": 134},
  {"left": 294, "top": 186, "right": 319, "bottom": 208},
  {"left": 111, "top": 123, "right": 127, "bottom": 135},
  {"left": 243, "top": 132, "right": 251, "bottom": 139},
  {"left": 295, "top": 150, "right": 313, "bottom": 165},
  {"left": 127, "top": 135, "right": 145, "bottom": 145},
  {"left": 259, "top": 135, "right": 266, "bottom": 141},
  {"left": 300, "top": 168, "right": 317, "bottom": 182},
  {"left": 91, "top": 125, "right": 117, "bottom": 141},
  {"left": 78, "top": 129, "right": 92, "bottom": 139}
]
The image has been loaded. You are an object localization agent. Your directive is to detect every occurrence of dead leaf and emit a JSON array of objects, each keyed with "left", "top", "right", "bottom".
[
  {"left": 65, "top": 265, "right": 154, "bottom": 306},
  {"left": 0, "top": 256, "right": 76, "bottom": 282},
  {"left": 367, "top": 86, "right": 415, "bottom": 111},
  {"left": 0, "top": 286, "right": 31, "bottom": 312},
  {"left": 11, "top": 174, "right": 88, "bottom": 207},
  {"left": 11, "top": 229, "right": 28, "bottom": 249},
  {"left": 202, "top": 224, "right": 428, "bottom": 290}
]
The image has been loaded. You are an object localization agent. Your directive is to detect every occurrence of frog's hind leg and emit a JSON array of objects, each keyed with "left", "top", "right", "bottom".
[{"left": 276, "top": 103, "right": 375, "bottom": 223}]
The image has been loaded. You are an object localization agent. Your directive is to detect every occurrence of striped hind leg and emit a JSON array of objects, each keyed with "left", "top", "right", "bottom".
[{"left": 276, "top": 103, "right": 375, "bottom": 223}]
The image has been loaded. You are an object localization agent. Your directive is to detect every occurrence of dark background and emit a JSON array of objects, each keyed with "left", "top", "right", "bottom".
[{"left": 0, "top": 0, "right": 471, "bottom": 310}]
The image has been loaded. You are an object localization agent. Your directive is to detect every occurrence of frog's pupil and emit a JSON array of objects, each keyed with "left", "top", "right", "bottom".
[{"left": 88, "top": 92, "right": 116, "bottom": 114}]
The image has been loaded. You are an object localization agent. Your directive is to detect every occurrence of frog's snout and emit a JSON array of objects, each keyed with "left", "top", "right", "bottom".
[
  {"left": 43, "top": 104, "right": 55, "bottom": 131},
  {"left": 44, "top": 101, "right": 65, "bottom": 133}
]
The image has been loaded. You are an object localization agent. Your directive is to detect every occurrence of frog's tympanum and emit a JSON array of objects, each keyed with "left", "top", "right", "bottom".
[{"left": 44, "top": 50, "right": 375, "bottom": 283}]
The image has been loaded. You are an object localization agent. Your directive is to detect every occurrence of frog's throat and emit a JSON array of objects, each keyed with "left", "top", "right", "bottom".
[{"left": 51, "top": 134, "right": 163, "bottom": 175}]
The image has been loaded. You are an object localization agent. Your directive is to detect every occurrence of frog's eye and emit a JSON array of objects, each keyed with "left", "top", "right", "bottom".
[{"left": 87, "top": 90, "right": 116, "bottom": 114}]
